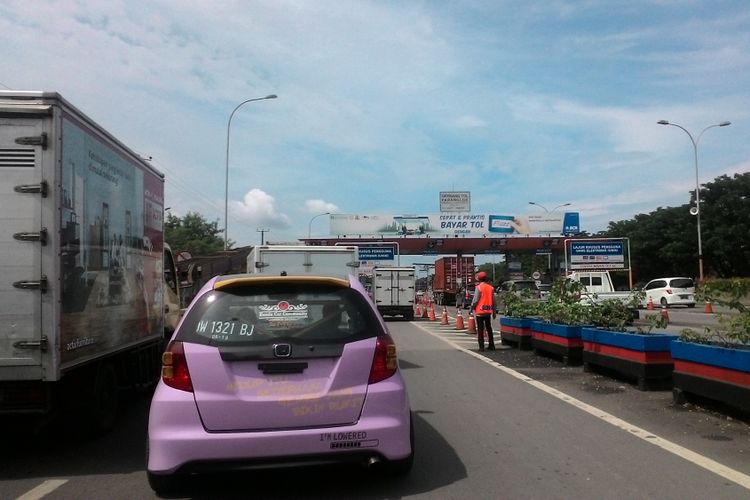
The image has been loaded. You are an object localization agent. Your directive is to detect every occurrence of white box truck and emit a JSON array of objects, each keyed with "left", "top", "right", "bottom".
[
  {"left": 247, "top": 245, "right": 360, "bottom": 278},
  {"left": 372, "top": 266, "right": 416, "bottom": 320},
  {"left": 0, "top": 91, "right": 180, "bottom": 433}
]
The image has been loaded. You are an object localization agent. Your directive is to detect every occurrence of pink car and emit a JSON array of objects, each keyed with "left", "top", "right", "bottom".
[{"left": 147, "top": 274, "right": 413, "bottom": 494}]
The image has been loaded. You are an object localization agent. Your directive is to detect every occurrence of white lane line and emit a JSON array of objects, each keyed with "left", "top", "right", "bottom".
[
  {"left": 16, "top": 480, "right": 68, "bottom": 500},
  {"left": 413, "top": 321, "right": 750, "bottom": 491}
]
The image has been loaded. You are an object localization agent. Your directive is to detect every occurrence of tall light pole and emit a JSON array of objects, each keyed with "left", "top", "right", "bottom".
[
  {"left": 308, "top": 212, "right": 331, "bottom": 239},
  {"left": 528, "top": 202, "right": 571, "bottom": 270},
  {"left": 224, "top": 94, "right": 277, "bottom": 250},
  {"left": 657, "top": 120, "right": 731, "bottom": 281},
  {"left": 256, "top": 228, "right": 270, "bottom": 245},
  {"left": 528, "top": 201, "right": 571, "bottom": 213}
]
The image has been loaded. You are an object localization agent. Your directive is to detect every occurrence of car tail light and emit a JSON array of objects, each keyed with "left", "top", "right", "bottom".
[
  {"left": 369, "top": 335, "right": 398, "bottom": 384},
  {"left": 162, "top": 341, "right": 193, "bottom": 392},
  {"left": 666, "top": 289, "right": 673, "bottom": 295}
]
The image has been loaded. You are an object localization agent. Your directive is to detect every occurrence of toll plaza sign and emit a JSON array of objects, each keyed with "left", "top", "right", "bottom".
[
  {"left": 440, "top": 191, "right": 471, "bottom": 212},
  {"left": 568, "top": 239, "right": 628, "bottom": 270}
]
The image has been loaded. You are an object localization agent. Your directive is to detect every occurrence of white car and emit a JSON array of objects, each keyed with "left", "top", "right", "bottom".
[{"left": 643, "top": 277, "right": 696, "bottom": 308}]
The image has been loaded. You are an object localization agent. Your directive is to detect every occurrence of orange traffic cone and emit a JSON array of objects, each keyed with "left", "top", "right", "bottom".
[
  {"left": 455, "top": 310, "right": 465, "bottom": 330},
  {"left": 421, "top": 303, "right": 429, "bottom": 319},
  {"left": 467, "top": 313, "right": 476, "bottom": 335},
  {"left": 415, "top": 303, "right": 422, "bottom": 317},
  {"left": 647, "top": 297, "right": 654, "bottom": 310},
  {"left": 704, "top": 301, "right": 713, "bottom": 314},
  {"left": 428, "top": 304, "right": 436, "bottom": 321},
  {"left": 440, "top": 306, "right": 449, "bottom": 325},
  {"left": 660, "top": 305, "right": 669, "bottom": 324}
]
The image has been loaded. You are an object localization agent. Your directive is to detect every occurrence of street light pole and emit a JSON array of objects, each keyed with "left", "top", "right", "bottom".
[
  {"left": 256, "top": 228, "right": 270, "bottom": 245},
  {"left": 528, "top": 201, "right": 571, "bottom": 213},
  {"left": 657, "top": 120, "right": 731, "bottom": 281},
  {"left": 224, "top": 94, "right": 277, "bottom": 251},
  {"left": 308, "top": 212, "right": 331, "bottom": 239},
  {"left": 528, "top": 201, "right": 572, "bottom": 270}
]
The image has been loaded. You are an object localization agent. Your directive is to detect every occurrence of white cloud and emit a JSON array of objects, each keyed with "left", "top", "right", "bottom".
[
  {"left": 231, "top": 189, "right": 290, "bottom": 229},
  {"left": 305, "top": 199, "right": 339, "bottom": 214}
]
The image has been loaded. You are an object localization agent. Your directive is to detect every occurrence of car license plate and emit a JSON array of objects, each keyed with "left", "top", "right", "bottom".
[{"left": 679, "top": 295, "right": 689, "bottom": 299}]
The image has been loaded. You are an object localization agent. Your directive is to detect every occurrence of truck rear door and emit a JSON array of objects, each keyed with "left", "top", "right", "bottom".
[{"left": 0, "top": 109, "right": 48, "bottom": 375}]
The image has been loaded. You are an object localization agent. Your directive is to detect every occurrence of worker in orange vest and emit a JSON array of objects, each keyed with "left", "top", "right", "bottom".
[{"left": 470, "top": 271, "right": 497, "bottom": 351}]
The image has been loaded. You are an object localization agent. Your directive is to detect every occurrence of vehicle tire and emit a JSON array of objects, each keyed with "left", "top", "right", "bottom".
[
  {"left": 83, "top": 362, "right": 119, "bottom": 435},
  {"left": 384, "top": 413, "right": 414, "bottom": 476},
  {"left": 147, "top": 471, "right": 183, "bottom": 496},
  {"left": 660, "top": 297, "right": 669, "bottom": 308}
]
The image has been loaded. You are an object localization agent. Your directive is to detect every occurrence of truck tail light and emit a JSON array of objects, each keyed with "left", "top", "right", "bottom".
[
  {"left": 162, "top": 341, "right": 193, "bottom": 392},
  {"left": 369, "top": 335, "right": 398, "bottom": 384}
]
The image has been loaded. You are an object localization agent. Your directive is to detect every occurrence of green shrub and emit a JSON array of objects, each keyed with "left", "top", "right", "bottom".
[{"left": 681, "top": 278, "right": 750, "bottom": 346}]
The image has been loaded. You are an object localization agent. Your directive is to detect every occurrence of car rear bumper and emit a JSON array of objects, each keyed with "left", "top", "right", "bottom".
[
  {"left": 147, "top": 378, "right": 411, "bottom": 474},
  {"left": 665, "top": 294, "right": 695, "bottom": 306}
]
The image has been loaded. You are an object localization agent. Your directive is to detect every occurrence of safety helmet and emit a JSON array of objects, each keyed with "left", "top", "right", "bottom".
[{"left": 476, "top": 271, "right": 487, "bottom": 281}]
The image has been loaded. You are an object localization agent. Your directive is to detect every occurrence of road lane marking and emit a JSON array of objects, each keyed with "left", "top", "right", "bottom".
[
  {"left": 413, "top": 321, "right": 750, "bottom": 491},
  {"left": 17, "top": 480, "right": 68, "bottom": 500}
]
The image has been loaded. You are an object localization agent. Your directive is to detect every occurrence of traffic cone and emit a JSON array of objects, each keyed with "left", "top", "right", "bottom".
[
  {"left": 421, "top": 303, "right": 429, "bottom": 319},
  {"left": 415, "top": 303, "right": 422, "bottom": 317},
  {"left": 647, "top": 297, "right": 654, "bottom": 310},
  {"left": 467, "top": 313, "right": 476, "bottom": 335},
  {"left": 455, "top": 310, "right": 465, "bottom": 330},
  {"left": 704, "top": 301, "right": 713, "bottom": 314},
  {"left": 428, "top": 304, "right": 436, "bottom": 321},
  {"left": 660, "top": 305, "right": 669, "bottom": 324},
  {"left": 440, "top": 306, "right": 449, "bottom": 325}
]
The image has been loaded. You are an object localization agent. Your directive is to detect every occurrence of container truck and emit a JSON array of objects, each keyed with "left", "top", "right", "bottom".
[
  {"left": 0, "top": 91, "right": 180, "bottom": 433},
  {"left": 247, "top": 245, "right": 360, "bottom": 278},
  {"left": 432, "top": 256, "right": 475, "bottom": 306},
  {"left": 372, "top": 266, "right": 416, "bottom": 320}
]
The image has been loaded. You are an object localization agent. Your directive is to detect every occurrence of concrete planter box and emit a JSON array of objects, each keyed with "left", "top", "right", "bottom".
[
  {"left": 530, "top": 321, "right": 583, "bottom": 366},
  {"left": 670, "top": 340, "right": 750, "bottom": 412},
  {"left": 581, "top": 327, "right": 678, "bottom": 390},
  {"left": 499, "top": 316, "right": 534, "bottom": 350}
]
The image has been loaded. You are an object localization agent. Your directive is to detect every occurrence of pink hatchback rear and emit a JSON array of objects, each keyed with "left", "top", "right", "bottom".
[{"left": 147, "top": 274, "right": 413, "bottom": 495}]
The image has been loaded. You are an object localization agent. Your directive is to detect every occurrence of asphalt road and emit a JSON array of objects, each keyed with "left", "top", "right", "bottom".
[{"left": 2, "top": 313, "right": 748, "bottom": 499}]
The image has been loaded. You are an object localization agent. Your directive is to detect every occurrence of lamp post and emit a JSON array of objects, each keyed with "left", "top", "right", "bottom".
[
  {"left": 528, "top": 201, "right": 571, "bottom": 213},
  {"left": 256, "top": 228, "right": 270, "bottom": 245},
  {"left": 528, "top": 202, "right": 571, "bottom": 270},
  {"left": 657, "top": 120, "right": 731, "bottom": 281},
  {"left": 224, "top": 94, "right": 277, "bottom": 250},
  {"left": 308, "top": 212, "right": 331, "bottom": 239}
]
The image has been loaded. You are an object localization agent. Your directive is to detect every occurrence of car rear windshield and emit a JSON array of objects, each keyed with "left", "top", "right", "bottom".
[
  {"left": 670, "top": 278, "right": 694, "bottom": 288},
  {"left": 176, "top": 283, "right": 383, "bottom": 346}
]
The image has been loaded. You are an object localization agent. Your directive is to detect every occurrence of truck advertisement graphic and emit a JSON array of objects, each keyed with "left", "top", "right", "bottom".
[{"left": 60, "top": 114, "right": 164, "bottom": 366}]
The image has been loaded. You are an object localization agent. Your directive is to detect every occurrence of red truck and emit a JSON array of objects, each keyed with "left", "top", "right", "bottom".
[{"left": 432, "top": 256, "right": 475, "bottom": 306}]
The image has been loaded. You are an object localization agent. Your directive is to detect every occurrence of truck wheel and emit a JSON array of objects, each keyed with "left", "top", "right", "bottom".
[{"left": 85, "top": 362, "right": 119, "bottom": 435}]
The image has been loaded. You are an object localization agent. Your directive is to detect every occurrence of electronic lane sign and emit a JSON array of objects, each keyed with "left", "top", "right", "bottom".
[{"left": 568, "top": 239, "right": 627, "bottom": 270}]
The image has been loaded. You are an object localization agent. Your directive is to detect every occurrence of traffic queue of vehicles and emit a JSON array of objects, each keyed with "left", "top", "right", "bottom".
[{"left": 3, "top": 91, "right": 705, "bottom": 496}]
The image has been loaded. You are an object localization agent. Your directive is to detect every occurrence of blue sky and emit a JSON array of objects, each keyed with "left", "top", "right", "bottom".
[{"left": 2, "top": 0, "right": 748, "bottom": 249}]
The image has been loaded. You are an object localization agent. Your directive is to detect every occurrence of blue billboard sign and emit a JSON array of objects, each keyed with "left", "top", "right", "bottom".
[
  {"left": 569, "top": 240, "right": 626, "bottom": 270},
  {"left": 358, "top": 246, "right": 395, "bottom": 261}
]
